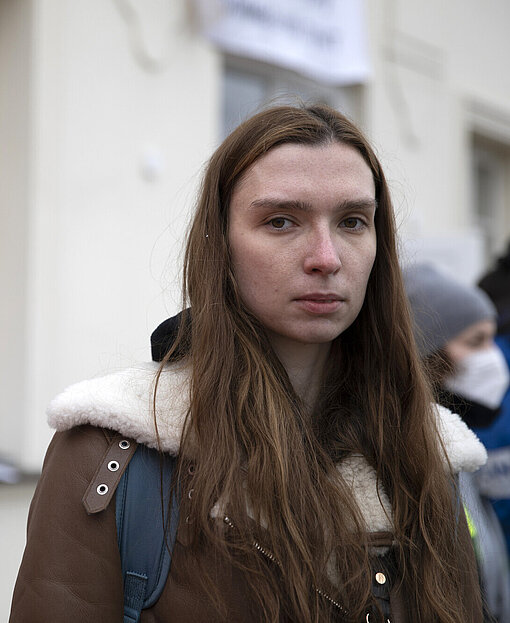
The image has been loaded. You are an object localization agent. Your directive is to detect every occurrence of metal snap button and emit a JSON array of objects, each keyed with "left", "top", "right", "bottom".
[
  {"left": 188, "top": 488, "right": 194, "bottom": 499},
  {"left": 108, "top": 460, "right": 120, "bottom": 472},
  {"left": 188, "top": 463, "right": 195, "bottom": 475},
  {"left": 97, "top": 483, "right": 109, "bottom": 495},
  {"left": 119, "top": 440, "right": 130, "bottom": 450},
  {"left": 375, "top": 572, "right": 386, "bottom": 585}
]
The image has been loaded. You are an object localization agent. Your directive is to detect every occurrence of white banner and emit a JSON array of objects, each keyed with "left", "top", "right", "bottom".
[{"left": 194, "top": 0, "right": 370, "bottom": 85}]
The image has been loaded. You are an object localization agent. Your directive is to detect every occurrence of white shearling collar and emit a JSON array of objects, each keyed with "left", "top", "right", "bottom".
[
  {"left": 47, "top": 362, "right": 189, "bottom": 454},
  {"left": 47, "top": 363, "right": 487, "bottom": 533}
]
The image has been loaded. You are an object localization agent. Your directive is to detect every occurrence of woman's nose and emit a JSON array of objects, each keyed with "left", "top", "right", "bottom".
[{"left": 303, "top": 229, "right": 342, "bottom": 275}]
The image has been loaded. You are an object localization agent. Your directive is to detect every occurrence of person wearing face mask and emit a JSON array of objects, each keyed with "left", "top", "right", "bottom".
[{"left": 404, "top": 262, "right": 510, "bottom": 623}]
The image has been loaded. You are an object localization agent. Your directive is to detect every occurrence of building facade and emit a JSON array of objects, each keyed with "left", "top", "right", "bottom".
[{"left": 2, "top": 0, "right": 510, "bottom": 470}]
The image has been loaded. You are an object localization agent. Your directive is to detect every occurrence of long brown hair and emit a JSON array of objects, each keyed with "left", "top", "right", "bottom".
[{"left": 156, "top": 105, "right": 480, "bottom": 621}]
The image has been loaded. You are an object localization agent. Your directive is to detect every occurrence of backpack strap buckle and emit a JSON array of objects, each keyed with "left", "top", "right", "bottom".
[{"left": 82, "top": 434, "right": 137, "bottom": 514}]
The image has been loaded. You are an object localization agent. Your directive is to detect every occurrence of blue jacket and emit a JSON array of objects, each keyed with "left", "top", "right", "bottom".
[{"left": 473, "top": 334, "right": 510, "bottom": 555}]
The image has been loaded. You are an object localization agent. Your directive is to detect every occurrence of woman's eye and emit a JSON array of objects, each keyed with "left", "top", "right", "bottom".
[
  {"left": 268, "top": 217, "right": 289, "bottom": 229},
  {"left": 341, "top": 217, "right": 363, "bottom": 230}
]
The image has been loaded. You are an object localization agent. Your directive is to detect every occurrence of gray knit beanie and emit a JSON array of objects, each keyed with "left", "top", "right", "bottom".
[{"left": 403, "top": 263, "right": 497, "bottom": 357}]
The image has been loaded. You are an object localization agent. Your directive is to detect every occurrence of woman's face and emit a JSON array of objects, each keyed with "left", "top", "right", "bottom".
[
  {"left": 444, "top": 319, "right": 497, "bottom": 364},
  {"left": 228, "top": 142, "right": 377, "bottom": 352}
]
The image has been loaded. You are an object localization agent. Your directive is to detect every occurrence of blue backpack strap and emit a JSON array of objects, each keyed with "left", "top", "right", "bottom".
[{"left": 116, "top": 445, "right": 180, "bottom": 623}]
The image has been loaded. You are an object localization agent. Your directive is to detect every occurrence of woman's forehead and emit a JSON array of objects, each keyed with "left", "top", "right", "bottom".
[{"left": 230, "top": 142, "right": 375, "bottom": 210}]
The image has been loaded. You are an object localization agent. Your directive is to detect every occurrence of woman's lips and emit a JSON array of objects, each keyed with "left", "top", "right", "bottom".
[{"left": 294, "top": 295, "right": 344, "bottom": 314}]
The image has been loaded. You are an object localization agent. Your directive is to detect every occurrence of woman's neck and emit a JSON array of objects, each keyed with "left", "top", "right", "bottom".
[{"left": 270, "top": 337, "right": 332, "bottom": 410}]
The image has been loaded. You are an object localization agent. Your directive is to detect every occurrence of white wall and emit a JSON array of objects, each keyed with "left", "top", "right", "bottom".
[
  {"left": 365, "top": 0, "right": 510, "bottom": 280},
  {"left": 0, "top": 0, "right": 32, "bottom": 465},
  {"left": 0, "top": 0, "right": 220, "bottom": 471},
  {"left": 3, "top": 0, "right": 510, "bottom": 470}
]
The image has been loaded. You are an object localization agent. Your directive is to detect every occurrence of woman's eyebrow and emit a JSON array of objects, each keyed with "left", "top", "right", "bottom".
[
  {"left": 249, "top": 197, "right": 377, "bottom": 212},
  {"left": 338, "top": 198, "right": 378, "bottom": 211},
  {"left": 249, "top": 198, "right": 312, "bottom": 212}
]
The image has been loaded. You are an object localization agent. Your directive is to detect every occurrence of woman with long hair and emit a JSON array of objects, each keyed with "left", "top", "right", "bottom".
[{"left": 10, "top": 105, "right": 486, "bottom": 622}]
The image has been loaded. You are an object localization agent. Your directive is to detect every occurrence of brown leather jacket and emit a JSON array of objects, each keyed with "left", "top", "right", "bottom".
[
  {"left": 10, "top": 425, "right": 264, "bottom": 623},
  {"left": 9, "top": 364, "right": 485, "bottom": 622}
]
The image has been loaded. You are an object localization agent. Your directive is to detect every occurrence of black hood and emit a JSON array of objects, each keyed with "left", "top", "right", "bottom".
[{"left": 151, "top": 310, "right": 190, "bottom": 362}]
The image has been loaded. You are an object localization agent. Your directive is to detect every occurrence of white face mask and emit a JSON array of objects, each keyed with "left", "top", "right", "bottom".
[{"left": 444, "top": 345, "right": 510, "bottom": 409}]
